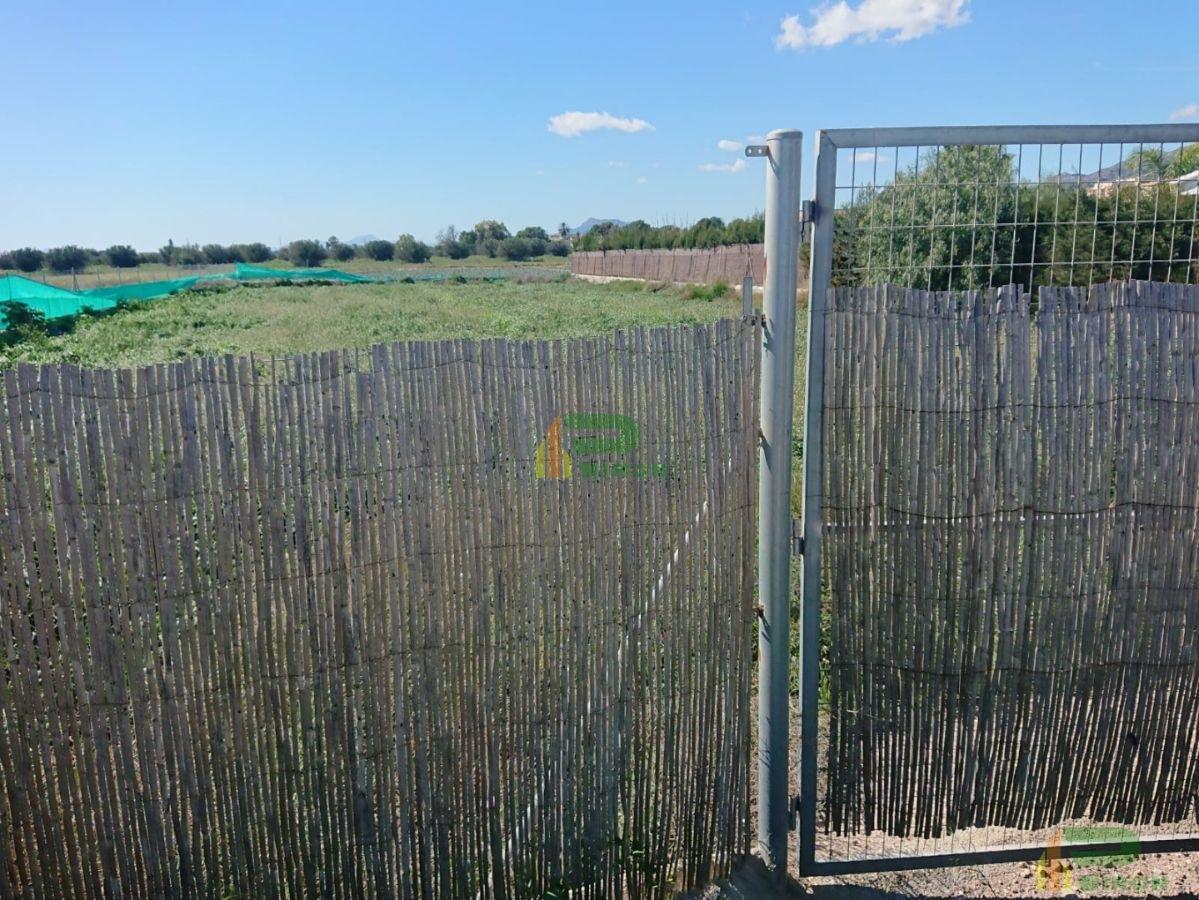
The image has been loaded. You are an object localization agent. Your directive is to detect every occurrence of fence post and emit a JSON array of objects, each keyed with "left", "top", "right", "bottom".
[
  {"left": 756, "top": 128, "right": 802, "bottom": 878},
  {"left": 797, "top": 131, "right": 837, "bottom": 876}
]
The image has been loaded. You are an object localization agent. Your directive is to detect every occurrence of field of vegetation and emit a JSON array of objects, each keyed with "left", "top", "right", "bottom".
[
  {"left": 0, "top": 277, "right": 743, "bottom": 370},
  {"left": 5, "top": 253, "right": 569, "bottom": 292}
]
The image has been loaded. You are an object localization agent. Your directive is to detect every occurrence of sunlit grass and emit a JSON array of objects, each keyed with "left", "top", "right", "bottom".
[{"left": 0, "top": 277, "right": 743, "bottom": 369}]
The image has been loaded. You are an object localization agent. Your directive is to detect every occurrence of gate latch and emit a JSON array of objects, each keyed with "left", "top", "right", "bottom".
[
  {"left": 792, "top": 518, "right": 804, "bottom": 557},
  {"left": 788, "top": 794, "right": 801, "bottom": 831}
]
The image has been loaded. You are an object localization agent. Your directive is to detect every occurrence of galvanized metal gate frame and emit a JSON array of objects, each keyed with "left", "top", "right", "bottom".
[{"left": 780, "top": 123, "right": 1199, "bottom": 876}]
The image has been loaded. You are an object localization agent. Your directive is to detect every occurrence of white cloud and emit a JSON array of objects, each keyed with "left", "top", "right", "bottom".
[
  {"left": 547, "top": 111, "right": 655, "bottom": 138},
  {"left": 698, "top": 159, "right": 748, "bottom": 173},
  {"left": 607, "top": 160, "right": 628, "bottom": 167},
  {"left": 776, "top": 0, "right": 970, "bottom": 49},
  {"left": 717, "top": 139, "right": 745, "bottom": 152},
  {"left": 852, "top": 150, "right": 890, "bottom": 164},
  {"left": 636, "top": 176, "right": 649, "bottom": 184},
  {"left": 1170, "top": 103, "right": 1199, "bottom": 122}
]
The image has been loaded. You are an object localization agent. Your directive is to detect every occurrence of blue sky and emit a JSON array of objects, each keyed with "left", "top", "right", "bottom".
[{"left": 4, "top": 0, "right": 1197, "bottom": 250}]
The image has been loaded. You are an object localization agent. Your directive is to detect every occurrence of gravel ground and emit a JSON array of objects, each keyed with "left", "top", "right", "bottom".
[{"left": 697, "top": 692, "right": 1199, "bottom": 898}]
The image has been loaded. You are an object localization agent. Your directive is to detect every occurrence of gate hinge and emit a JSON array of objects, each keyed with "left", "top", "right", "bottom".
[
  {"left": 788, "top": 794, "right": 801, "bottom": 831},
  {"left": 799, "top": 200, "right": 817, "bottom": 241},
  {"left": 792, "top": 518, "right": 804, "bottom": 557}
]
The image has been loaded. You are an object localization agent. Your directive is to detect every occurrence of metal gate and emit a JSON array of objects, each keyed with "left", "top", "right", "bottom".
[{"left": 787, "top": 123, "right": 1199, "bottom": 875}]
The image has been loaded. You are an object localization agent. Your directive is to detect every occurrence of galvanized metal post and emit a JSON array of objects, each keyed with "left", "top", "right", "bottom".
[
  {"left": 798, "top": 130, "right": 835, "bottom": 875},
  {"left": 756, "top": 128, "right": 802, "bottom": 877}
]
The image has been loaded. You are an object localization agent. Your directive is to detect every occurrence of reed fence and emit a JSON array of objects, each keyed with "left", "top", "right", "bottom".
[
  {"left": 0, "top": 320, "right": 760, "bottom": 897},
  {"left": 571, "top": 246, "right": 768, "bottom": 287},
  {"left": 822, "top": 280, "right": 1199, "bottom": 840}
]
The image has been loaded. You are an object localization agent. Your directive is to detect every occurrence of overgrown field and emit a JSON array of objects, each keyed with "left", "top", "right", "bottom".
[
  {"left": 6, "top": 252, "right": 570, "bottom": 291},
  {"left": 0, "top": 277, "right": 743, "bottom": 369}
]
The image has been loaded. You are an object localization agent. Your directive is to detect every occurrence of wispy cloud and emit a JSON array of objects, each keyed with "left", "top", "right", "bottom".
[
  {"left": 636, "top": 176, "right": 649, "bottom": 184},
  {"left": 1170, "top": 103, "right": 1199, "bottom": 122},
  {"left": 852, "top": 150, "right": 891, "bottom": 165},
  {"left": 547, "top": 111, "right": 655, "bottom": 138},
  {"left": 717, "top": 139, "right": 745, "bottom": 152},
  {"left": 698, "top": 159, "right": 748, "bottom": 173},
  {"left": 776, "top": 0, "right": 969, "bottom": 50}
]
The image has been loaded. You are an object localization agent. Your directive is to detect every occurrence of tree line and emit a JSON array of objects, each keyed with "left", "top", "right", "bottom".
[
  {"left": 836, "top": 144, "right": 1199, "bottom": 290},
  {"left": 0, "top": 221, "right": 572, "bottom": 274},
  {"left": 573, "top": 216, "right": 765, "bottom": 252}
]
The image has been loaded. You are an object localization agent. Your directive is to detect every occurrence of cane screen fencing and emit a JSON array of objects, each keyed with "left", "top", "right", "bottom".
[
  {"left": 820, "top": 280, "right": 1199, "bottom": 857},
  {"left": 571, "top": 247, "right": 768, "bottom": 287},
  {"left": 0, "top": 320, "right": 760, "bottom": 897}
]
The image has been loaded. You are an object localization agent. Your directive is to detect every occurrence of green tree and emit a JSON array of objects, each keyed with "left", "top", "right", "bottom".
[
  {"left": 201, "top": 244, "right": 234, "bottom": 265},
  {"left": 363, "top": 239, "right": 395, "bottom": 261},
  {"left": 287, "top": 239, "right": 327, "bottom": 267},
  {"left": 515, "top": 226, "right": 549, "bottom": 256},
  {"left": 45, "top": 245, "right": 89, "bottom": 273},
  {"left": 159, "top": 240, "right": 177, "bottom": 265},
  {"left": 174, "top": 244, "right": 204, "bottom": 265},
  {"left": 470, "top": 218, "right": 508, "bottom": 250},
  {"left": 435, "top": 226, "right": 469, "bottom": 259},
  {"left": 457, "top": 229, "right": 479, "bottom": 255},
  {"left": 10, "top": 247, "right": 45, "bottom": 272},
  {"left": 327, "top": 236, "right": 356, "bottom": 262},
  {"left": 499, "top": 236, "right": 533, "bottom": 261},
  {"left": 846, "top": 145, "right": 1020, "bottom": 290},
  {"left": 241, "top": 242, "right": 273, "bottom": 263},
  {"left": 395, "top": 234, "right": 432, "bottom": 263},
  {"left": 1124, "top": 143, "right": 1199, "bottom": 181},
  {"left": 835, "top": 143, "right": 1199, "bottom": 290},
  {"left": 103, "top": 245, "right": 140, "bottom": 268}
]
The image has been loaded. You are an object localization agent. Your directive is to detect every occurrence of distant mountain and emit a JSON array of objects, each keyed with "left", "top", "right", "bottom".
[
  {"left": 1071, "top": 145, "right": 1193, "bottom": 185},
  {"left": 573, "top": 218, "right": 626, "bottom": 235},
  {"left": 347, "top": 234, "right": 380, "bottom": 246}
]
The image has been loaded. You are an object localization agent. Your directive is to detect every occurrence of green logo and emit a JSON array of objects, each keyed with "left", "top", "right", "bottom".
[
  {"left": 1036, "top": 826, "right": 1167, "bottom": 894},
  {"left": 535, "top": 413, "right": 669, "bottom": 479}
]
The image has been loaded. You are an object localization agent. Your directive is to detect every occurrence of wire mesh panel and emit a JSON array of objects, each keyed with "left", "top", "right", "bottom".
[
  {"left": 0, "top": 321, "right": 760, "bottom": 897},
  {"left": 830, "top": 131, "right": 1199, "bottom": 291},
  {"left": 802, "top": 124, "right": 1199, "bottom": 874}
]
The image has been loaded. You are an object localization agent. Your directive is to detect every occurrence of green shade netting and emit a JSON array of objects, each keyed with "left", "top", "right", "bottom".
[
  {"left": 82, "top": 277, "right": 204, "bottom": 303},
  {"left": 0, "top": 275, "right": 110, "bottom": 326},
  {"left": 1, "top": 265, "right": 379, "bottom": 328},
  {"left": 0, "top": 274, "right": 211, "bottom": 327},
  {"left": 233, "top": 263, "right": 376, "bottom": 283}
]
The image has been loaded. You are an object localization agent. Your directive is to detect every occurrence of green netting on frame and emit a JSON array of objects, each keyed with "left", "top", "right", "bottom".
[
  {"left": 82, "top": 276, "right": 207, "bottom": 303},
  {"left": 0, "top": 275, "right": 113, "bottom": 326},
  {"left": 232, "top": 263, "right": 376, "bottom": 283},
  {"left": 0, "top": 274, "right": 217, "bottom": 327}
]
